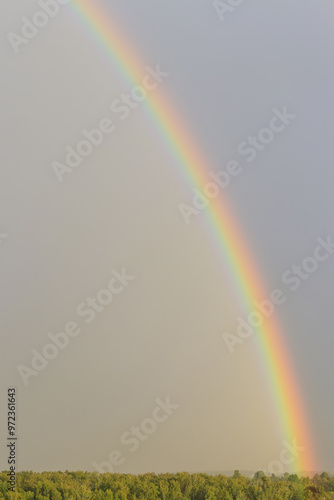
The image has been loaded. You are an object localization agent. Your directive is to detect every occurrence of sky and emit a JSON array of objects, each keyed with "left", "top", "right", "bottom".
[{"left": 1, "top": 0, "right": 334, "bottom": 475}]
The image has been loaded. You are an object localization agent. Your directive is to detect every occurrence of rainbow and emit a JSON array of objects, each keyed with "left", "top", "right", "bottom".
[{"left": 70, "top": 0, "right": 317, "bottom": 473}]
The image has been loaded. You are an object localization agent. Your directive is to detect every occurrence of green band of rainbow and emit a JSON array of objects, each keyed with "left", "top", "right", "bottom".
[{"left": 70, "top": 0, "right": 317, "bottom": 473}]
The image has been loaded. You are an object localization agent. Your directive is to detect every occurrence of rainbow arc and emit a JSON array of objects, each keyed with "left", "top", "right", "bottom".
[{"left": 70, "top": 0, "right": 317, "bottom": 473}]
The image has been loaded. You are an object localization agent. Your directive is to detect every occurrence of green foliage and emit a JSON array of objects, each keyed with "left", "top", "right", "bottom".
[{"left": 0, "top": 470, "right": 332, "bottom": 499}]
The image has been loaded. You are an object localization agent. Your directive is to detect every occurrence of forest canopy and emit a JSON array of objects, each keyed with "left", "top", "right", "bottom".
[{"left": 0, "top": 470, "right": 333, "bottom": 499}]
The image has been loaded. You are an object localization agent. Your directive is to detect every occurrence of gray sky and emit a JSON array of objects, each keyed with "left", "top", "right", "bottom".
[{"left": 1, "top": 0, "right": 334, "bottom": 474}]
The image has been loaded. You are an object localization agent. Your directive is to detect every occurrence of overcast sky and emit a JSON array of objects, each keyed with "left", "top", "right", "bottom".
[{"left": 1, "top": 0, "right": 334, "bottom": 474}]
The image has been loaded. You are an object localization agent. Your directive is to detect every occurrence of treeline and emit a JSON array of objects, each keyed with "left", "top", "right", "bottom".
[{"left": 0, "top": 470, "right": 333, "bottom": 499}]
